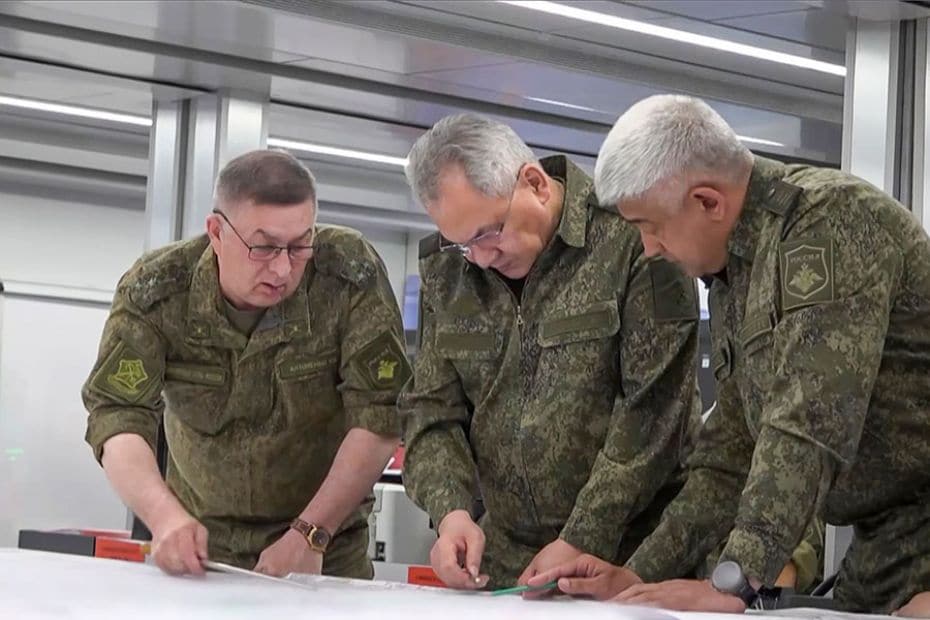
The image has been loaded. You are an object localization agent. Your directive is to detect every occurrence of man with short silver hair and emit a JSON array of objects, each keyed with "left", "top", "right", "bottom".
[
  {"left": 528, "top": 94, "right": 930, "bottom": 615},
  {"left": 399, "top": 113, "right": 701, "bottom": 590}
]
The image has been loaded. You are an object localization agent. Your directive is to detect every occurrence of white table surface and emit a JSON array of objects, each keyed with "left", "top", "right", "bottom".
[{"left": 0, "top": 548, "right": 896, "bottom": 620}]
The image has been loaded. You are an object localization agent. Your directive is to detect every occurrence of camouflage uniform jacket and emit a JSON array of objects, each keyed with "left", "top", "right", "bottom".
[
  {"left": 627, "top": 156, "right": 930, "bottom": 612},
  {"left": 400, "top": 155, "right": 700, "bottom": 573},
  {"left": 82, "top": 226, "right": 410, "bottom": 572}
]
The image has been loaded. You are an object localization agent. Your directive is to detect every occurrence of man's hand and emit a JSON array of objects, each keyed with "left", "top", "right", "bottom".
[
  {"left": 150, "top": 509, "right": 208, "bottom": 576},
  {"left": 517, "top": 538, "right": 584, "bottom": 586},
  {"left": 254, "top": 529, "right": 323, "bottom": 577},
  {"left": 524, "top": 554, "right": 641, "bottom": 600},
  {"left": 430, "top": 510, "right": 489, "bottom": 589},
  {"left": 896, "top": 592, "right": 930, "bottom": 617},
  {"left": 613, "top": 578, "right": 746, "bottom": 613}
]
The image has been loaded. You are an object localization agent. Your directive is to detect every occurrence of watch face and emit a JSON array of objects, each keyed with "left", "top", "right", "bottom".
[
  {"left": 310, "top": 528, "right": 331, "bottom": 548},
  {"left": 712, "top": 561, "right": 744, "bottom": 593}
]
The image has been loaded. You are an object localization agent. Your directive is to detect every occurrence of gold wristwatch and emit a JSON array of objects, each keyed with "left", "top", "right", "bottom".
[{"left": 290, "top": 518, "right": 332, "bottom": 553}]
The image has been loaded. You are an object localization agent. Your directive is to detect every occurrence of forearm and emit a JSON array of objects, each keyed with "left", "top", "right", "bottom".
[
  {"left": 403, "top": 423, "right": 477, "bottom": 526},
  {"left": 100, "top": 433, "right": 188, "bottom": 532},
  {"left": 299, "top": 428, "right": 399, "bottom": 533},
  {"left": 626, "top": 462, "right": 744, "bottom": 582},
  {"left": 720, "top": 426, "right": 833, "bottom": 585}
]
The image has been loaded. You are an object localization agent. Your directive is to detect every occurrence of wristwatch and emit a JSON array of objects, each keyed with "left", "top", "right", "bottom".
[
  {"left": 711, "top": 560, "right": 759, "bottom": 606},
  {"left": 290, "top": 518, "right": 332, "bottom": 553}
]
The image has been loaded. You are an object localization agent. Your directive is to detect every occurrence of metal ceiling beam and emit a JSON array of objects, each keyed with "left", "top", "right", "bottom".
[
  {"left": 244, "top": 0, "right": 844, "bottom": 123},
  {"left": 0, "top": 12, "right": 611, "bottom": 134}
]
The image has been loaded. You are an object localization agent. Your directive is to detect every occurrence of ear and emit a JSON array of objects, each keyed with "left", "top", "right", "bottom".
[
  {"left": 689, "top": 185, "right": 727, "bottom": 222},
  {"left": 522, "top": 164, "right": 552, "bottom": 204},
  {"left": 206, "top": 213, "right": 223, "bottom": 256}
]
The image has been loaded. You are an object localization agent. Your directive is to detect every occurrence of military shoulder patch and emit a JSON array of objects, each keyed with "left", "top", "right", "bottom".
[
  {"left": 353, "top": 332, "right": 412, "bottom": 391},
  {"left": 779, "top": 238, "right": 835, "bottom": 312},
  {"left": 649, "top": 260, "right": 698, "bottom": 322},
  {"left": 90, "top": 341, "right": 160, "bottom": 404}
]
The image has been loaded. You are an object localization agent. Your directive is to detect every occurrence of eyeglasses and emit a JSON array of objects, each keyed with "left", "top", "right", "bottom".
[
  {"left": 439, "top": 166, "right": 522, "bottom": 257},
  {"left": 212, "top": 209, "right": 314, "bottom": 261}
]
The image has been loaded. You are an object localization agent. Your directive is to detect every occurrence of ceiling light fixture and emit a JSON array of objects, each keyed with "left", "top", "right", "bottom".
[
  {"left": 735, "top": 135, "right": 785, "bottom": 147},
  {"left": 525, "top": 96, "right": 601, "bottom": 112},
  {"left": 0, "top": 94, "right": 153, "bottom": 126},
  {"left": 267, "top": 137, "right": 408, "bottom": 167},
  {"left": 499, "top": 1, "right": 846, "bottom": 77},
  {"left": 0, "top": 93, "right": 785, "bottom": 159}
]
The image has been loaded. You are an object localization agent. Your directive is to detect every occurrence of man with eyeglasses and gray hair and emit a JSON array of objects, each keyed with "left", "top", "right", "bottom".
[
  {"left": 82, "top": 149, "right": 409, "bottom": 580},
  {"left": 399, "top": 113, "right": 701, "bottom": 590},
  {"left": 527, "top": 94, "right": 930, "bottom": 616}
]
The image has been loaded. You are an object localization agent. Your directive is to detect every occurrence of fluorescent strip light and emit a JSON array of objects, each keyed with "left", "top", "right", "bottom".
[
  {"left": 1, "top": 93, "right": 784, "bottom": 158},
  {"left": 525, "top": 96, "right": 601, "bottom": 112},
  {"left": 499, "top": 1, "right": 846, "bottom": 77},
  {"left": 267, "top": 137, "right": 408, "bottom": 167},
  {"left": 736, "top": 135, "right": 785, "bottom": 147},
  {"left": 0, "top": 94, "right": 153, "bottom": 126}
]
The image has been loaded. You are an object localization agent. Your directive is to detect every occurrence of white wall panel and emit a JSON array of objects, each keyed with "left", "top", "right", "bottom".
[{"left": 0, "top": 193, "right": 145, "bottom": 292}]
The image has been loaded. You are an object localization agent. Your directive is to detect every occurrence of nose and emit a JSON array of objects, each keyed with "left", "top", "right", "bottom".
[
  {"left": 640, "top": 232, "right": 664, "bottom": 258},
  {"left": 267, "top": 249, "right": 293, "bottom": 278},
  {"left": 467, "top": 246, "right": 498, "bottom": 269}
]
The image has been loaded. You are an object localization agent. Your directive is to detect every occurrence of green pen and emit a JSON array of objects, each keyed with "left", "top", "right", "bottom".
[{"left": 490, "top": 581, "right": 559, "bottom": 596}]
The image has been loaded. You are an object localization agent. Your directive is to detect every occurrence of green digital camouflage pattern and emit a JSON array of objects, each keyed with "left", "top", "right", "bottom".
[
  {"left": 625, "top": 156, "right": 930, "bottom": 613},
  {"left": 400, "top": 155, "right": 701, "bottom": 588},
  {"left": 686, "top": 411, "right": 825, "bottom": 594},
  {"left": 82, "top": 225, "right": 410, "bottom": 576},
  {"left": 699, "top": 516, "right": 825, "bottom": 594}
]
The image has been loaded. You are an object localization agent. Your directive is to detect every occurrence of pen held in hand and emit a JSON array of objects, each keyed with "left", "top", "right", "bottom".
[{"left": 490, "top": 581, "right": 559, "bottom": 596}]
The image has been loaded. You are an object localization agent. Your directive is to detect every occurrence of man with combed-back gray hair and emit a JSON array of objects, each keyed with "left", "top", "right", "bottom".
[
  {"left": 399, "top": 112, "right": 701, "bottom": 590},
  {"left": 528, "top": 94, "right": 930, "bottom": 616},
  {"left": 405, "top": 113, "right": 536, "bottom": 209}
]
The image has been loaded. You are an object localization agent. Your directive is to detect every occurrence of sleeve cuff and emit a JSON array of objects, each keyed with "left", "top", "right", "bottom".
[
  {"left": 719, "top": 527, "right": 787, "bottom": 586},
  {"left": 560, "top": 513, "right": 622, "bottom": 561},
  {"left": 84, "top": 410, "right": 159, "bottom": 464}
]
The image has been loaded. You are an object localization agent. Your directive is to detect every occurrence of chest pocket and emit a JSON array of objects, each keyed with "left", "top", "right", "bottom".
[
  {"left": 537, "top": 300, "right": 621, "bottom": 389},
  {"left": 435, "top": 317, "right": 502, "bottom": 407},
  {"left": 274, "top": 350, "right": 341, "bottom": 430},
  {"left": 538, "top": 299, "right": 621, "bottom": 347},
  {"left": 163, "top": 362, "right": 230, "bottom": 435}
]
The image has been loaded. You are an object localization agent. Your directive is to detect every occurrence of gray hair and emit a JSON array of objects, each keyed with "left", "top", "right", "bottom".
[
  {"left": 215, "top": 149, "right": 317, "bottom": 213},
  {"left": 405, "top": 113, "right": 537, "bottom": 207},
  {"left": 594, "top": 95, "right": 752, "bottom": 208}
]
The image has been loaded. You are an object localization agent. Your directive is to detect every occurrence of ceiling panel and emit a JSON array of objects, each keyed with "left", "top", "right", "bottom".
[
  {"left": 520, "top": 24, "right": 844, "bottom": 93},
  {"left": 0, "top": 0, "right": 845, "bottom": 165},
  {"left": 269, "top": 104, "right": 421, "bottom": 161},
  {"left": 272, "top": 17, "right": 517, "bottom": 76},
  {"left": 398, "top": 0, "right": 665, "bottom": 31},
  {"left": 3, "top": 0, "right": 307, "bottom": 62},
  {"left": 388, "top": 0, "right": 845, "bottom": 92},
  {"left": 715, "top": 10, "right": 848, "bottom": 53},
  {"left": 551, "top": 15, "right": 843, "bottom": 63},
  {"left": 624, "top": 1, "right": 820, "bottom": 21},
  {"left": 0, "top": 56, "right": 200, "bottom": 116}
]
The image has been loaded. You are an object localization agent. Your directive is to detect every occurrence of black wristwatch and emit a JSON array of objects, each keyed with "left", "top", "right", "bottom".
[{"left": 711, "top": 561, "right": 759, "bottom": 606}]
